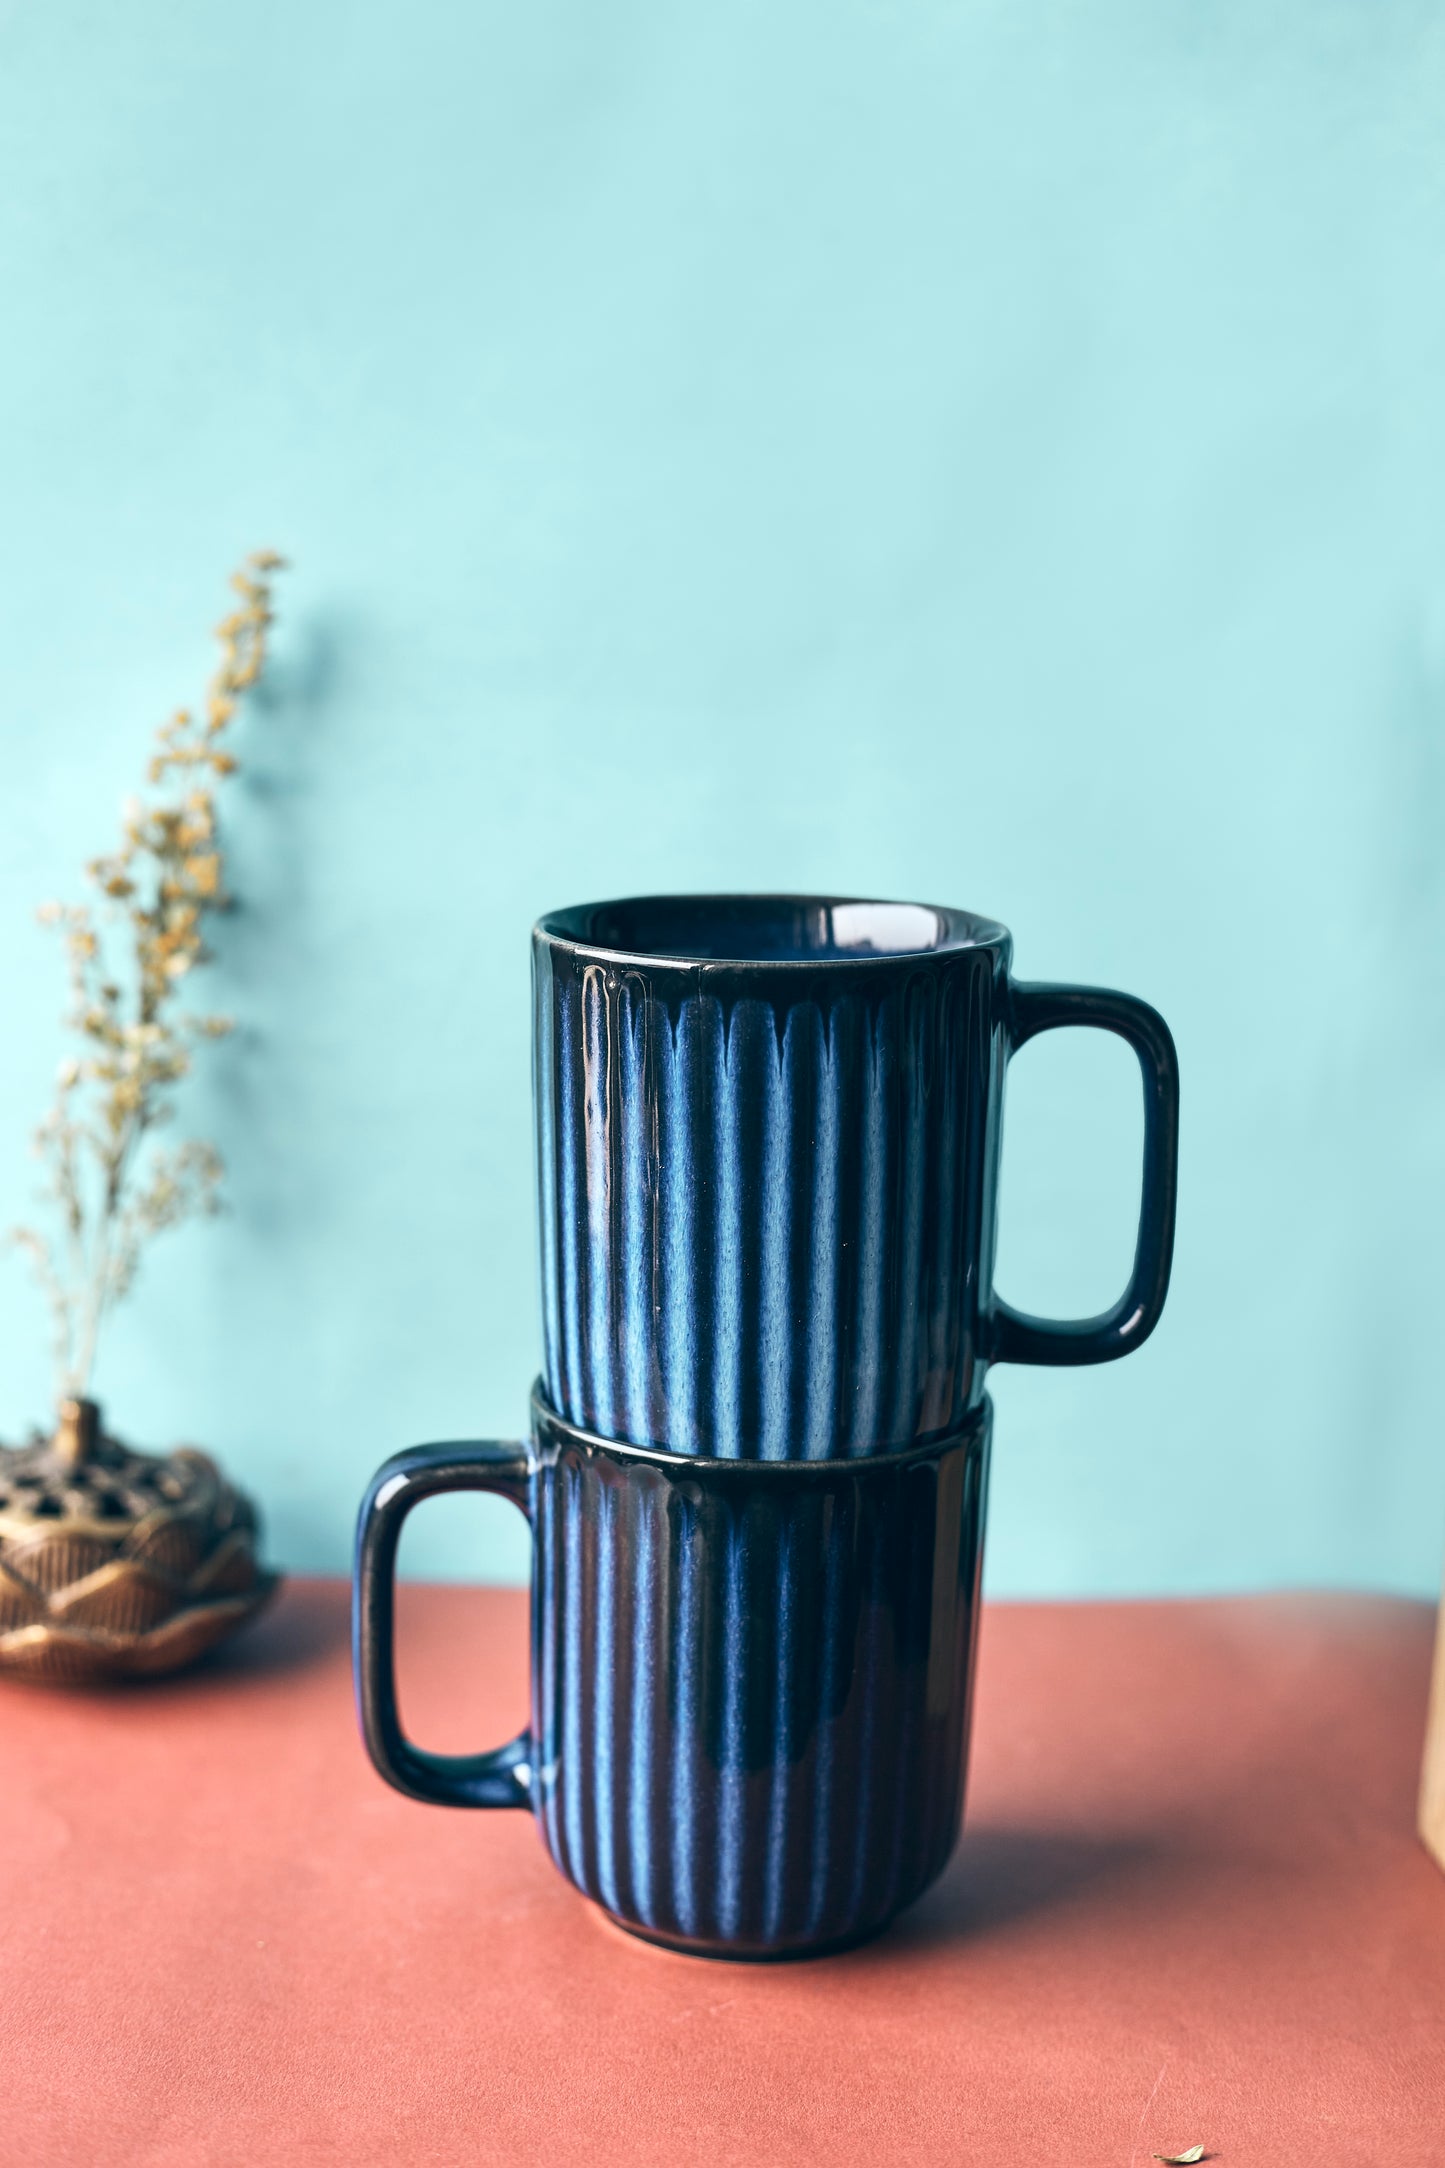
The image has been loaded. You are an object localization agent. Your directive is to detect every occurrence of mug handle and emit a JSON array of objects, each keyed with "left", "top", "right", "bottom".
[
  {"left": 990, "top": 982, "right": 1180, "bottom": 1367},
  {"left": 353, "top": 1441, "right": 536, "bottom": 1808}
]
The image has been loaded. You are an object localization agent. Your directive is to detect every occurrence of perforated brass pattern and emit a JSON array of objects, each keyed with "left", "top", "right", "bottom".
[{"left": 0, "top": 1399, "right": 276, "bottom": 1682}]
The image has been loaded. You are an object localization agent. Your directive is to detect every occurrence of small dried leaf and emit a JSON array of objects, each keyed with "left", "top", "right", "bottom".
[{"left": 1153, "top": 2150, "right": 1205, "bottom": 2164}]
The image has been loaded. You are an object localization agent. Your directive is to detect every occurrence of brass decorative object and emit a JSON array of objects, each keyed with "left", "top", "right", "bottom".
[{"left": 0, "top": 1396, "right": 275, "bottom": 1684}]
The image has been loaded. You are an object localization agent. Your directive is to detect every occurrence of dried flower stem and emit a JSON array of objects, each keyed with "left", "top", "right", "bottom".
[{"left": 10, "top": 552, "right": 286, "bottom": 1399}]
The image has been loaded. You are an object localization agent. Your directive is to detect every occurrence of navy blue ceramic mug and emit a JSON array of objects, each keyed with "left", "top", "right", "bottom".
[
  {"left": 354, "top": 895, "right": 1177, "bottom": 1957},
  {"left": 355, "top": 1388, "right": 991, "bottom": 1957},
  {"left": 534, "top": 894, "right": 1178, "bottom": 1457}
]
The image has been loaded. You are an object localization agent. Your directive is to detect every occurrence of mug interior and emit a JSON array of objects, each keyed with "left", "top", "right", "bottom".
[{"left": 538, "top": 894, "right": 1003, "bottom": 964}]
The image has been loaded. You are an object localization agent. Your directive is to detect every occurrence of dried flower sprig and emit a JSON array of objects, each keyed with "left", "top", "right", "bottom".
[{"left": 10, "top": 551, "right": 286, "bottom": 1400}]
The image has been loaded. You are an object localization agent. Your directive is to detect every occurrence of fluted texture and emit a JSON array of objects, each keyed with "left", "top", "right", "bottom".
[
  {"left": 530, "top": 1404, "right": 990, "bottom": 1956},
  {"left": 535, "top": 935, "right": 1008, "bottom": 1458}
]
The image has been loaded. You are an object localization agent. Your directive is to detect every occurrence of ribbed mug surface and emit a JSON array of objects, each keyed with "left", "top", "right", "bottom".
[
  {"left": 355, "top": 893, "right": 1178, "bottom": 1959},
  {"left": 534, "top": 895, "right": 1010, "bottom": 1460},
  {"left": 529, "top": 1394, "right": 991, "bottom": 1955}
]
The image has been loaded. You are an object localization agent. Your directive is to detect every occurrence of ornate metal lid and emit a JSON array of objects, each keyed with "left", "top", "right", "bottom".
[
  {"left": 0, "top": 1397, "right": 275, "bottom": 1683},
  {"left": 0, "top": 1398, "right": 249, "bottom": 1542}
]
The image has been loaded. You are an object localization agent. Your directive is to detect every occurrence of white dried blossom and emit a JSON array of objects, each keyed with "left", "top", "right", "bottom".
[{"left": 6, "top": 551, "right": 286, "bottom": 1398}]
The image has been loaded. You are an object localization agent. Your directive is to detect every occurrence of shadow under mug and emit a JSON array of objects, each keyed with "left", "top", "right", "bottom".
[
  {"left": 354, "top": 1388, "right": 991, "bottom": 1959},
  {"left": 534, "top": 894, "right": 1179, "bottom": 1460}
]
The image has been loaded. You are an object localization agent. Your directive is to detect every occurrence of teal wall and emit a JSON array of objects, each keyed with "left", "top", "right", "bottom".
[{"left": 1, "top": 1, "right": 1443, "bottom": 1594}]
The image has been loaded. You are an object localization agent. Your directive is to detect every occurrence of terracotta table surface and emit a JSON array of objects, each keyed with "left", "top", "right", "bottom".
[{"left": 2, "top": 1584, "right": 1442, "bottom": 2168}]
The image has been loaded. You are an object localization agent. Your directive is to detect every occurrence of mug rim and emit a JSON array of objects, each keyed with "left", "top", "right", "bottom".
[
  {"left": 533, "top": 892, "right": 1010, "bottom": 970},
  {"left": 529, "top": 1382, "right": 992, "bottom": 1471}
]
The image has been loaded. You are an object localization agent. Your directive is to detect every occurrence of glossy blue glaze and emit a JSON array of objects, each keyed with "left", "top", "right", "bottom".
[
  {"left": 354, "top": 1389, "right": 990, "bottom": 1958},
  {"left": 534, "top": 895, "right": 1179, "bottom": 1459},
  {"left": 352, "top": 894, "right": 1178, "bottom": 1957}
]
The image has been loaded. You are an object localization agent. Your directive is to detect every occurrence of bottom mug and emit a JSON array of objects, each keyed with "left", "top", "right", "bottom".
[{"left": 353, "top": 1389, "right": 992, "bottom": 1959}]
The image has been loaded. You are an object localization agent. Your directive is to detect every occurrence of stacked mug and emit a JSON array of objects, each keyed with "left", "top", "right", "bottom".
[{"left": 354, "top": 895, "right": 1179, "bottom": 1958}]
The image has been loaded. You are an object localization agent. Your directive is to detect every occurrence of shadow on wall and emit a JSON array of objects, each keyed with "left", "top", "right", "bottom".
[{"left": 203, "top": 602, "right": 360, "bottom": 1241}]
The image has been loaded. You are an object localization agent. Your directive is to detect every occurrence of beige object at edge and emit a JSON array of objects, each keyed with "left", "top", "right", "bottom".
[{"left": 1420, "top": 1585, "right": 1445, "bottom": 1871}]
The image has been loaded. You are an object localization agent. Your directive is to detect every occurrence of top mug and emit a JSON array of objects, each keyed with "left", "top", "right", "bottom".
[{"left": 534, "top": 895, "right": 1178, "bottom": 1461}]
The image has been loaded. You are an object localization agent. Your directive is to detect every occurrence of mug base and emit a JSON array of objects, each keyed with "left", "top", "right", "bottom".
[{"left": 587, "top": 1897, "right": 904, "bottom": 1965}]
